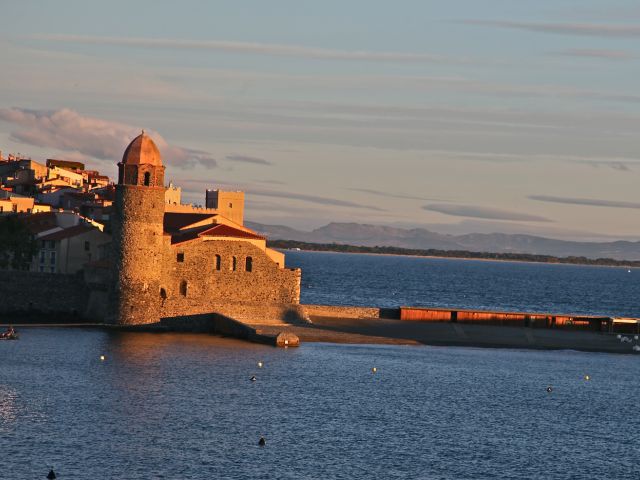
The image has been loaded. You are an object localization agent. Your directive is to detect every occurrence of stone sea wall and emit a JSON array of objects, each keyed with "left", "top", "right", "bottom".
[
  {"left": 0, "top": 270, "right": 89, "bottom": 319},
  {"left": 303, "top": 304, "right": 407, "bottom": 320}
]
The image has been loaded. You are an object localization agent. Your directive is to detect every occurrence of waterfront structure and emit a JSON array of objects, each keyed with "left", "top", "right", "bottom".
[{"left": 109, "top": 132, "right": 301, "bottom": 325}]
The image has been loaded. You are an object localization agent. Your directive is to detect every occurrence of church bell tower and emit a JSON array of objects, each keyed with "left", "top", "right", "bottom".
[{"left": 111, "top": 131, "right": 166, "bottom": 325}]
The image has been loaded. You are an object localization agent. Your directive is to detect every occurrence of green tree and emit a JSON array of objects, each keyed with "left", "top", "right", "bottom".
[{"left": 0, "top": 215, "right": 38, "bottom": 270}]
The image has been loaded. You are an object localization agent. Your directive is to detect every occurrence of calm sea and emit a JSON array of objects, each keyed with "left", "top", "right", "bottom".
[
  {"left": 2, "top": 252, "right": 639, "bottom": 479},
  {"left": 287, "top": 250, "right": 640, "bottom": 318}
]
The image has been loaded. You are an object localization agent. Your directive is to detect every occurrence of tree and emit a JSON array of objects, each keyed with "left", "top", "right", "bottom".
[{"left": 0, "top": 215, "right": 38, "bottom": 270}]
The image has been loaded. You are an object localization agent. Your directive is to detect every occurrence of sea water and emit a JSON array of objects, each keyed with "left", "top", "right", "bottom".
[
  {"left": 287, "top": 251, "right": 640, "bottom": 317},
  {"left": 2, "top": 252, "right": 639, "bottom": 479}
]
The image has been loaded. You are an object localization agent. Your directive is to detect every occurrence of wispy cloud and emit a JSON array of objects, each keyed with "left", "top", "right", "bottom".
[
  {"left": 430, "top": 150, "right": 639, "bottom": 170},
  {"left": 32, "top": 34, "right": 458, "bottom": 64},
  {"left": 225, "top": 154, "right": 272, "bottom": 166},
  {"left": 553, "top": 49, "right": 637, "bottom": 60},
  {"left": 424, "top": 204, "right": 551, "bottom": 222},
  {"left": 529, "top": 195, "right": 640, "bottom": 210},
  {"left": 0, "top": 107, "right": 217, "bottom": 169},
  {"left": 177, "top": 178, "right": 384, "bottom": 211},
  {"left": 349, "top": 187, "right": 440, "bottom": 201},
  {"left": 462, "top": 20, "right": 640, "bottom": 38}
]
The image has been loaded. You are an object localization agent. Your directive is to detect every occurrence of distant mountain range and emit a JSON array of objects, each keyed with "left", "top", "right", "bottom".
[{"left": 246, "top": 221, "right": 640, "bottom": 261}]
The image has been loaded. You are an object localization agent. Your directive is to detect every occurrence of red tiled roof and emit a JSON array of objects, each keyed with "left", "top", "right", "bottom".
[
  {"left": 170, "top": 223, "right": 265, "bottom": 245},
  {"left": 200, "top": 224, "right": 265, "bottom": 240},
  {"left": 22, "top": 212, "right": 58, "bottom": 233},
  {"left": 163, "top": 212, "right": 216, "bottom": 232},
  {"left": 39, "top": 224, "right": 95, "bottom": 241}
]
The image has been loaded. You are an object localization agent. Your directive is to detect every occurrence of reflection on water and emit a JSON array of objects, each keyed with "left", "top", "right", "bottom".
[
  {"left": 2, "top": 328, "right": 640, "bottom": 479},
  {"left": 0, "top": 386, "right": 19, "bottom": 427}
]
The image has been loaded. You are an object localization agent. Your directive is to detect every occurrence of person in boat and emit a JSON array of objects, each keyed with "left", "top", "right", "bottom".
[{"left": 1, "top": 326, "right": 15, "bottom": 338}]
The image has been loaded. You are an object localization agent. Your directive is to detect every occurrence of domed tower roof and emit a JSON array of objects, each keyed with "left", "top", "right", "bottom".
[{"left": 122, "top": 131, "right": 162, "bottom": 166}]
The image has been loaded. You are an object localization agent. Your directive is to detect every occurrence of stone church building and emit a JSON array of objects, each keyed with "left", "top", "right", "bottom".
[{"left": 109, "top": 132, "right": 302, "bottom": 326}]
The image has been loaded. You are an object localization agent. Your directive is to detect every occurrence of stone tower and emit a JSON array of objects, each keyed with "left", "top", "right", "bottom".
[{"left": 111, "top": 131, "right": 166, "bottom": 325}]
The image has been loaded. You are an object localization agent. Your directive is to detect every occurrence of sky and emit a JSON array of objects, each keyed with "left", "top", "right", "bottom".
[{"left": 1, "top": 0, "right": 640, "bottom": 241}]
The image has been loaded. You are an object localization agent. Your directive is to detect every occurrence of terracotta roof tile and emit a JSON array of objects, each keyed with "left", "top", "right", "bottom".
[
  {"left": 22, "top": 212, "right": 58, "bottom": 233},
  {"left": 39, "top": 224, "right": 95, "bottom": 241},
  {"left": 199, "top": 224, "right": 265, "bottom": 240},
  {"left": 170, "top": 223, "right": 264, "bottom": 245}
]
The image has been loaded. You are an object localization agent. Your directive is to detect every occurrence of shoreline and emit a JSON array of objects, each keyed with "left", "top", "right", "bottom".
[
  {"left": 277, "top": 247, "right": 640, "bottom": 269},
  {"left": 3, "top": 317, "right": 638, "bottom": 354}
]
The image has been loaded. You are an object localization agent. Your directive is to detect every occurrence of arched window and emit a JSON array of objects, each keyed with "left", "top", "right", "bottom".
[
  {"left": 180, "top": 280, "right": 188, "bottom": 296},
  {"left": 231, "top": 256, "right": 237, "bottom": 271},
  {"left": 245, "top": 256, "right": 253, "bottom": 272},
  {"left": 144, "top": 171, "right": 151, "bottom": 186},
  {"left": 214, "top": 254, "right": 221, "bottom": 271}
]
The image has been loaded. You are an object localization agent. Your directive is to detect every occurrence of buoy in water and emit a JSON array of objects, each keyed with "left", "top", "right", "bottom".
[
  {"left": 100, "top": 355, "right": 106, "bottom": 361},
  {"left": 257, "top": 361, "right": 263, "bottom": 368},
  {"left": 584, "top": 375, "right": 590, "bottom": 381},
  {"left": 371, "top": 367, "right": 377, "bottom": 373},
  {"left": 250, "top": 375, "right": 257, "bottom": 382},
  {"left": 258, "top": 436, "right": 266, "bottom": 446},
  {"left": 546, "top": 386, "right": 553, "bottom": 393},
  {"left": 47, "top": 468, "right": 56, "bottom": 480}
]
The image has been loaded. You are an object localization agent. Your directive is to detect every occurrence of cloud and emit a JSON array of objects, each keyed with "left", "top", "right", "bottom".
[
  {"left": 462, "top": 20, "right": 640, "bottom": 38},
  {"left": 529, "top": 195, "right": 640, "bottom": 210},
  {"left": 348, "top": 187, "right": 440, "bottom": 201},
  {"left": 553, "top": 49, "right": 637, "bottom": 60},
  {"left": 248, "top": 188, "right": 387, "bottom": 211},
  {"left": 0, "top": 107, "right": 216, "bottom": 169},
  {"left": 33, "top": 34, "right": 458, "bottom": 64},
  {"left": 581, "top": 160, "right": 631, "bottom": 171},
  {"left": 423, "top": 204, "right": 551, "bottom": 222},
  {"left": 177, "top": 178, "right": 384, "bottom": 211},
  {"left": 225, "top": 154, "right": 272, "bottom": 166},
  {"left": 429, "top": 150, "right": 639, "bottom": 170}
]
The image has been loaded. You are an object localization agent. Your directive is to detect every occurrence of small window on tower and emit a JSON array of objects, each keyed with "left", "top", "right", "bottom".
[
  {"left": 231, "top": 256, "right": 237, "bottom": 271},
  {"left": 229, "top": 202, "right": 233, "bottom": 208},
  {"left": 84, "top": 241, "right": 90, "bottom": 251},
  {"left": 144, "top": 172, "right": 151, "bottom": 186},
  {"left": 180, "top": 280, "right": 188, "bottom": 296},
  {"left": 177, "top": 252, "right": 184, "bottom": 262},
  {"left": 246, "top": 256, "right": 253, "bottom": 272},
  {"left": 214, "top": 254, "right": 221, "bottom": 271}
]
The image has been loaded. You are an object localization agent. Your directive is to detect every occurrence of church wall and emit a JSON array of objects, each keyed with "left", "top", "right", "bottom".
[{"left": 158, "top": 239, "right": 302, "bottom": 322}]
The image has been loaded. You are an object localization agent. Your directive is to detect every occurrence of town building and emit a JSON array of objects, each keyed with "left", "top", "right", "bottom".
[{"left": 23, "top": 211, "right": 110, "bottom": 274}]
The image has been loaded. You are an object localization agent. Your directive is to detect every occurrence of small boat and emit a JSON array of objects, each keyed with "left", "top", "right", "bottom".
[{"left": 0, "top": 331, "right": 18, "bottom": 340}]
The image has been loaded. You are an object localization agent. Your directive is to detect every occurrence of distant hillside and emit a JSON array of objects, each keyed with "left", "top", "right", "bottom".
[{"left": 246, "top": 221, "right": 640, "bottom": 261}]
